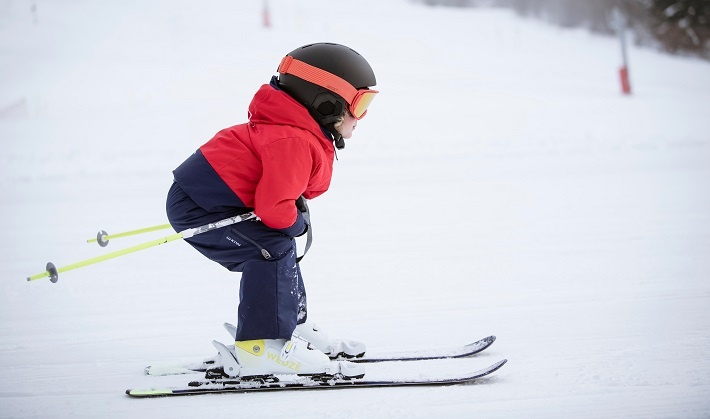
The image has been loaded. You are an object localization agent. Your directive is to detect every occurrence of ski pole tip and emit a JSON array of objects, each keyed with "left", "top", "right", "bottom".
[{"left": 27, "top": 262, "right": 59, "bottom": 283}]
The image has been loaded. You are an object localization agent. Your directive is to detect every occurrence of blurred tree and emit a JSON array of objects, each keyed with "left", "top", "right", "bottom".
[
  {"left": 647, "top": 0, "right": 710, "bottom": 55},
  {"left": 412, "top": 0, "right": 710, "bottom": 59}
]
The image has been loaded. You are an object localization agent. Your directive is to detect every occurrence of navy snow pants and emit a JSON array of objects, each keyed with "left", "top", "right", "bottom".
[{"left": 166, "top": 182, "right": 307, "bottom": 341}]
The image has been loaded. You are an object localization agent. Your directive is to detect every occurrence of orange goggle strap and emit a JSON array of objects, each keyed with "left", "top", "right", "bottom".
[{"left": 278, "top": 55, "right": 377, "bottom": 112}]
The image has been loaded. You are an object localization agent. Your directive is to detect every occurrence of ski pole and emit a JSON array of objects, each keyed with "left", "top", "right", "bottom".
[
  {"left": 87, "top": 223, "right": 173, "bottom": 247},
  {"left": 27, "top": 212, "right": 258, "bottom": 283}
]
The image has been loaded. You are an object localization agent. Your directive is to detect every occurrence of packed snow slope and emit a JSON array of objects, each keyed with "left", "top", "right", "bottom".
[{"left": 2, "top": 0, "right": 710, "bottom": 417}]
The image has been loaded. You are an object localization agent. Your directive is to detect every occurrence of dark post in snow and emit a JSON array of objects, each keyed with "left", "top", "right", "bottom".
[
  {"left": 613, "top": 8, "right": 632, "bottom": 95},
  {"left": 263, "top": 0, "right": 271, "bottom": 28},
  {"left": 31, "top": 2, "right": 38, "bottom": 25}
]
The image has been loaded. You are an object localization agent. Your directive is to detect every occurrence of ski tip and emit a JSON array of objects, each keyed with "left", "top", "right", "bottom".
[
  {"left": 145, "top": 364, "right": 196, "bottom": 376},
  {"left": 460, "top": 335, "right": 497, "bottom": 356},
  {"left": 491, "top": 358, "right": 508, "bottom": 372},
  {"left": 126, "top": 388, "right": 174, "bottom": 397},
  {"left": 472, "top": 335, "right": 496, "bottom": 345}
]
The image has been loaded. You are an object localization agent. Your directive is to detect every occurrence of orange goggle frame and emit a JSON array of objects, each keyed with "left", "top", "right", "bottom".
[{"left": 278, "top": 55, "right": 378, "bottom": 120}]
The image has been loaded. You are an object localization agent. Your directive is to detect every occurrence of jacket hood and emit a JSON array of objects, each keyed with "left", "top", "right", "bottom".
[{"left": 248, "top": 80, "right": 333, "bottom": 146}]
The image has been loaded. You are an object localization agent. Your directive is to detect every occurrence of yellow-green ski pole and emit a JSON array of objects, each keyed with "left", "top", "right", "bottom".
[
  {"left": 28, "top": 233, "right": 183, "bottom": 283},
  {"left": 27, "top": 212, "right": 258, "bottom": 283},
  {"left": 87, "top": 223, "right": 173, "bottom": 247}
]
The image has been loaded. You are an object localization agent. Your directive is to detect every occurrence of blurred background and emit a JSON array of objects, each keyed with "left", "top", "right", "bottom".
[
  {"left": 1, "top": 1, "right": 709, "bottom": 417},
  {"left": 417, "top": 0, "right": 710, "bottom": 59}
]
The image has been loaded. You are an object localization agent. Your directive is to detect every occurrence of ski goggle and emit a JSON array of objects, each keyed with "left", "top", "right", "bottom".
[{"left": 278, "top": 55, "right": 378, "bottom": 120}]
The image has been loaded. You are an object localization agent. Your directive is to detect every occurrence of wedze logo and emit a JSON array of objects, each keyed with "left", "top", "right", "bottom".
[
  {"left": 267, "top": 352, "right": 302, "bottom": 372},
  {"left": 225, "top": 236, "right": 242, "bottom": 246}
]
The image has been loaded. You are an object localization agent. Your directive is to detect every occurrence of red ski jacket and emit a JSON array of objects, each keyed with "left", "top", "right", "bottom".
[{"left": 173, "top": 79, "right": 335, "bottom": 236}]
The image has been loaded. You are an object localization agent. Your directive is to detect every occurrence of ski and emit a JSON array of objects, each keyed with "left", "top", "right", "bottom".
[
  {"left": 144, "top": 335, "right": 497, "bottom": 377},
  {"left": 128, "top": 359, "right": 507, "bottom": 397},
  {"left": 355, "top": 335, "right": 496, "bottom": 362}
]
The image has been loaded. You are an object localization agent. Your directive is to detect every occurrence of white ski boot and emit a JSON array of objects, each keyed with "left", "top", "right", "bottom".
[
  {"left": 233, "top": 335, "right": 365, "bottom": 379},
  {"left": 222, "top": 321, "right": 366, "bottom": 360},
  {"left": 294, "top": 320, "right": 366, "bottom": 359}
]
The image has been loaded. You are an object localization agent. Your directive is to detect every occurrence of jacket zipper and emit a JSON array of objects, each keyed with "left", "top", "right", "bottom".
[{"left": 232, "top": 229, "right": 272, "bottom": 260}]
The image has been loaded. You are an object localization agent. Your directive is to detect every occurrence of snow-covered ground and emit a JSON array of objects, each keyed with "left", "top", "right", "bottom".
[{"left": 2, "top": 0, "right": 710, "bottom": 417}]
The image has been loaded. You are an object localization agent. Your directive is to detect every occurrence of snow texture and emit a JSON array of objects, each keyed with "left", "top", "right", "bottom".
[{"left": 2, "top": 0, "right": 710, "bottom": 417}]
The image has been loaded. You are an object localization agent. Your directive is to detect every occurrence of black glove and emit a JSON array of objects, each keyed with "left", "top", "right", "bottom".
[
  {"left": 295, "top": 196, "right": 310, "bottom": 237},
  {"left": 295, "top": 195, "right": 309, "bottom": 213}
]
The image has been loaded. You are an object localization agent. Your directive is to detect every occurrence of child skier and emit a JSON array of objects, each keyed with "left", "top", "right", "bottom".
[{"left": 166, "top": 43, "right": 378, "bottom": 378}]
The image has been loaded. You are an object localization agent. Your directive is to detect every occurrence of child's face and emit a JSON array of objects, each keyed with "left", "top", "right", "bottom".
[{"left": 336, "top": 111, "right": 358, "bottom": 139}]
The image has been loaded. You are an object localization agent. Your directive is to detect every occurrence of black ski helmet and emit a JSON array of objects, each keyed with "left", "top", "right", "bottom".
[{"left": 277, "top": 42, "right": 377, "bottom": 131}]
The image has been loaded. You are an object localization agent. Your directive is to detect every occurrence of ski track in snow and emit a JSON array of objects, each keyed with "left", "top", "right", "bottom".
[{"left": 2, "top": 0, "right": 710, "bottom": 417}]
